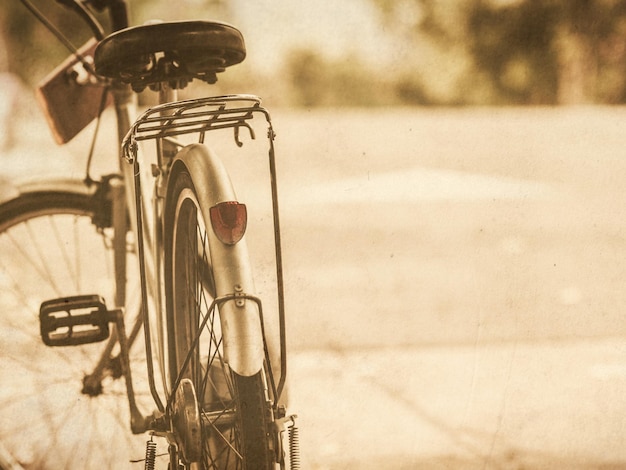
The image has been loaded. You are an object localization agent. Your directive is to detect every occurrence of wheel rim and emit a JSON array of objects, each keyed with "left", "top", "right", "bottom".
[{"left": 0, "top": 198, "right": 151, "bottom": 469}]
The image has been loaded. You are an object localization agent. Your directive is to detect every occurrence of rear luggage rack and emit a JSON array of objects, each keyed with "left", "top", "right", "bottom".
[
  {"left": 122, "top": 92, "right": 289, "bottom": 405},
  {"left": 122, "top": 94, "right": 273, "bottom": 162}
]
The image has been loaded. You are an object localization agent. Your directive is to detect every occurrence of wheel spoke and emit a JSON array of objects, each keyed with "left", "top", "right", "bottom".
[
  {"left": 0, "top": 192, "right": 147, "bottom": 468},
  {"left": 166, "top": 169, "right": 272, "bottom": 468}
]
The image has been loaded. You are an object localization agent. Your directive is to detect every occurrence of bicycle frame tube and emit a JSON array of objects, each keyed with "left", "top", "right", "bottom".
[{"left": 110, "top": 82, "right": 168, "bottom": 412}]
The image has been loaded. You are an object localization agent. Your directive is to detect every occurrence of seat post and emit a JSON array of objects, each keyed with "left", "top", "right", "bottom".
[
  {"left": 158, "top": 81, "right": 178, "bottom": 106},
  {"left": 156, "top": 82, "right": 179, "bottom": 179}
]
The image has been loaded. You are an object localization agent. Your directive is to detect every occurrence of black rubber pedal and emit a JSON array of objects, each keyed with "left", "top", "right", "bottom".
[{"left": 40, "top": 295, "right": 110, "bottom": 346}]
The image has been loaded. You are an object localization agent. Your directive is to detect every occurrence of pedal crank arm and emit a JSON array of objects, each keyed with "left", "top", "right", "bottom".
[
  {"left": 108, "top": 306, "right": 157, "bottom": 434},
  {"left": 39, "top": 295, "right": 158, "bottom": 433}
]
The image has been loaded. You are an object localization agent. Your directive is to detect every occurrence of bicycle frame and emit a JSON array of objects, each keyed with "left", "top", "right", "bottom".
[{"left": 104, "top": 64, "right": 290, "bottom": 432}]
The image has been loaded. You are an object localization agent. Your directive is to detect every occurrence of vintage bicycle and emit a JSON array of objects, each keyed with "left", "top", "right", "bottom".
[{"left": 0, "top": 0, "right": 298, "bottom": 468}]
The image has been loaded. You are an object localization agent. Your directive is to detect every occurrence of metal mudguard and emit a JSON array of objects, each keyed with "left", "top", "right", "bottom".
[{"left": 170, "top": 143, "right": 265, "bottom": 377}]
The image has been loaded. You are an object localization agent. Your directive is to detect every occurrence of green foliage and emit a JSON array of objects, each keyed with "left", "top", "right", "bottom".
[
  {"left": 468, "top": 1, "right": 561, "bottom": 104},
  {"left": 284, "top": 48, "right": 396, "bottom": 107},
  {"left": 0, "top": 0, "right": 229, "bottom": 86},
  {"left": 0, "top": 1, "right": 109, "bottom": 83},
  {"left": 373, "top": 0, "right": 626, "bottom": 105},
  {"left": 5, "top": 0, "right": 626, "bottom": 106}
]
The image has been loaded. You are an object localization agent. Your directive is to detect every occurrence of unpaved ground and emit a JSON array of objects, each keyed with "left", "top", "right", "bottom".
[{"left": 2, "top": 101, "right": 626, "bottom": 468}]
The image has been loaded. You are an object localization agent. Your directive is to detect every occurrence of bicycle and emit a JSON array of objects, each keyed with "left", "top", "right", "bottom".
[{"left": 0, "top": 0, "right": 298, "bottom": 468}]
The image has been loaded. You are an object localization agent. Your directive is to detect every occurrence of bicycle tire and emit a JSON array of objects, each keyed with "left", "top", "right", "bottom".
[
  {"left": 0, "top": 184, "right": 151, "bottom": 469},
  {"left": 164, "top": 166, "right": 274, "bottom": 469}
]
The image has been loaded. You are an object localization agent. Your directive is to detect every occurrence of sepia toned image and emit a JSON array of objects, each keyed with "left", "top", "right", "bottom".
[{"left": 0, "top": 0, "right": 625, "bottom": 469}]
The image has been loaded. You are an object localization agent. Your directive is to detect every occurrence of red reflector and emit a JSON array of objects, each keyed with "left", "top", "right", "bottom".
[{"left": 209, "top": 201, "right": 247, "bottom": 245}]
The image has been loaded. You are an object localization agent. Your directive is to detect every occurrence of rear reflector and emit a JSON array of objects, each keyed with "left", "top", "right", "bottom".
[{"left": 209, "top": 201, "right": 247, "bottom": 245}]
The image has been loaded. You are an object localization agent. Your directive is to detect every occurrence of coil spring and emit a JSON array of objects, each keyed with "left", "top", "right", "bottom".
[
  {"left": 144, "top": 438, "right": 157, "bottom": 470},
  {"left": 288, "top": 422, "right": 301, "bottom": 470}
]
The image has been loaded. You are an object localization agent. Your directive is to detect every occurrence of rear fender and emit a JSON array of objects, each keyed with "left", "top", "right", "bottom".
[{"left": 170, "top": 143, "right": 264, "bottom": 377}]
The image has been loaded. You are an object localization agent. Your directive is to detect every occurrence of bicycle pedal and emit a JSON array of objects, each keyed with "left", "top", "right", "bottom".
[{"left": 40, "top": 295, "right": 111, "bottom": 346}]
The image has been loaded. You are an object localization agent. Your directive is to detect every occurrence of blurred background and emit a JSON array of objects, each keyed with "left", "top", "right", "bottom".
[
  {"left": 5, "top": 0, "right": 626, "bottom": 107},
  {"left": 1, "top": 0, "right": 626, "bottom": 469}
]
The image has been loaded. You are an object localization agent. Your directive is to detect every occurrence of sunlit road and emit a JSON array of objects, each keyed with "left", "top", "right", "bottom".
[
  {"left": 274, "top": 107, "right": 626, "bottom": 469},
  {"left": 288, "top": 338, "right": 626, "bottom": 469}
]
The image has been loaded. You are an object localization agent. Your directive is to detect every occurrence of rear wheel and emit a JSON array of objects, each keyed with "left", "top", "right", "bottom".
[
  {"left": 165, "top": 168, "right": 274, "bottom": 469},
  {"left": 0, "top": 185, "right": 150, "bottom": 469}
]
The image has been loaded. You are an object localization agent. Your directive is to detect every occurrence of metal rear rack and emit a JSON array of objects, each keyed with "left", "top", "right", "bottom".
[
  {"left": 122, "top": 94, "right": 272, "bottom": 162},
  {"left": 122, "top": 93, "right": 288, "bottom": 405}
]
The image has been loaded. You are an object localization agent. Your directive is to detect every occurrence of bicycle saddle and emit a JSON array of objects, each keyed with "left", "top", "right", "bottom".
[{"left": 94, "top": 20, "right": 246, "bottom": 91}]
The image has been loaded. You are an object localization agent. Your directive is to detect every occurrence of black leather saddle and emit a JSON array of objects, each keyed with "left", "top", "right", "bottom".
[{"left": 94, "top": 20, "right": 246, "bottom": 90}]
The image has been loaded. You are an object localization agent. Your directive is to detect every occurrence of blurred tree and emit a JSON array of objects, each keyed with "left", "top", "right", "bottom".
[
  {"left": 468, "top": 0, "right": 561, "bottom": 104},
  {"left": 552, "top": 0, "right": 626, "bottom": 103},
  {"left": 284, "top": 48, "right": 396, "bottom": 107},
  {"left": 285, "top": 49, "right": 330, "bottom": 107},
  {"left": 0, "top": 0, "right": 111, "bottom": 83},
  {"left": 374, "top": 0, "right": 626, "bottom": 105}
]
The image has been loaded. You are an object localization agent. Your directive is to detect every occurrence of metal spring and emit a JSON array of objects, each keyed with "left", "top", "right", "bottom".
[
  {"left": 144, "top": 438, "right": 157, "bottom": 470},
  {"left": 288, "top": 422, "right": 301, "bottom": 470}
]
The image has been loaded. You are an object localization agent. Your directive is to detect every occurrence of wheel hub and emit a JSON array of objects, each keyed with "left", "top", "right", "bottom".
[{"left": 172, "top": 378, "right": 202, "bottom": 463}]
